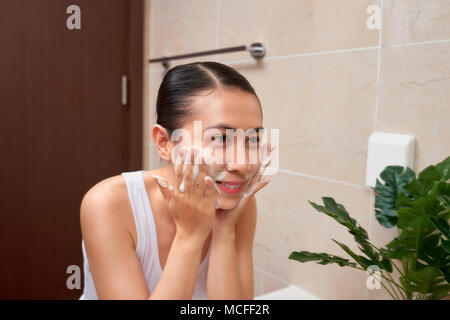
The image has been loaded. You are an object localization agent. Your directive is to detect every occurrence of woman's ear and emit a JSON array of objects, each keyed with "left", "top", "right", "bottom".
[{"left": 152, "top": 124, "right": 172, "bottom": 162}]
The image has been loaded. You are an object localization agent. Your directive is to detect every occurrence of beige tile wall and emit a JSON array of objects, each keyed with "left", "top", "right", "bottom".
[{"left": 143, "top": 0, "right": 450, "bottom": 299}]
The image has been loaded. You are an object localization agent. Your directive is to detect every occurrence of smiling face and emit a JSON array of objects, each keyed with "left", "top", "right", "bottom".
[{"left": 168, "top": 87, "right": 263, "bottom": 210}]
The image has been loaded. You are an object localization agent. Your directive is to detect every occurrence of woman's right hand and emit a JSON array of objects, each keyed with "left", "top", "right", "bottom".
[{"left": 152, "top": 146, "right": 218, "bottom": 244}]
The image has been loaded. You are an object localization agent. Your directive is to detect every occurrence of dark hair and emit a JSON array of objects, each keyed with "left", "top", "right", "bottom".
[{"left": 155, "top": 61, "right": 261, "bottom": 134}]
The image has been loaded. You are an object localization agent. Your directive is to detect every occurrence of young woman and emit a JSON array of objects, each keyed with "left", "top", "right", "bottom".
[{"left": 79, "top": 61, "right": 273, "bottom": 300}]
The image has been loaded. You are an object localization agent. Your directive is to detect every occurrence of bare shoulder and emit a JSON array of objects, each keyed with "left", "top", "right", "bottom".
[
  {"left": 80, "top": 174, "right": 128, "bottom": 212},
  {"left": 80, "top": 174, "right": 131, "bottom": 237}
]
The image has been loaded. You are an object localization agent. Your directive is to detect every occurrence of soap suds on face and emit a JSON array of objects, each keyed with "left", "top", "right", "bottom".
[{"left": 213, "top": 171, "right": 227, "bottom": 181}]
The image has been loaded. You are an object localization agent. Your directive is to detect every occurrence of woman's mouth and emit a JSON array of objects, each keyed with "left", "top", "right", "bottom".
[{"left": 215, "top": 181, "right": 245, "bottom": 195}]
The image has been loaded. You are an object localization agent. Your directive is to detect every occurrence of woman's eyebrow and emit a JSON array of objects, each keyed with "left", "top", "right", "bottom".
[{"left": 204, "top": 123, "right": 264, "bottom": 131}]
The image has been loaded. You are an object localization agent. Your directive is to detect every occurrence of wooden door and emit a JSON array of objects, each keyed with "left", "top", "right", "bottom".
[{"left": 0, "top": 0, "right": 143, "bottom": 299}]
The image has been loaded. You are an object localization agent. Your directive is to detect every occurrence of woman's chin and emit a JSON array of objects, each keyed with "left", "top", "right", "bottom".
[{"left": 216, "top": 197, "right": 240, "bottom": 211}]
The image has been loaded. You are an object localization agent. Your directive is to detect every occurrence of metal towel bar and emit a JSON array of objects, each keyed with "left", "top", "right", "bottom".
[{"left": 149, "top": 42, "right": 265, "bottom": 69}]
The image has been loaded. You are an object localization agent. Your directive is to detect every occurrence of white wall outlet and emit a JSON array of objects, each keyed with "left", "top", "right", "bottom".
[{"left": 365, "top": 132, "right": 415, "bottom": 188}]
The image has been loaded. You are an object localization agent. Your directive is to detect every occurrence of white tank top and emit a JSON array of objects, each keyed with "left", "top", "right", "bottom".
[{"left": 79, "top": 170, "right": 211, "bottom": 299}]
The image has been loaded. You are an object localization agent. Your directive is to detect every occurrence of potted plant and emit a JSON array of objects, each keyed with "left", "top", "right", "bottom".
[{"left": 289, "top": 156, "right": 450, "bottom": 300}]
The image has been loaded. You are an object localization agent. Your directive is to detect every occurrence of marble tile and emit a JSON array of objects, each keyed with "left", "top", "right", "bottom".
[
  {"left": 150, "top": 0, "right": 218, "bottom": 65},
  {"left": 219, "top": 0, "right": 380, "bottom": 61},
  {"left": 377, "top": 41, "right": 450, "bottom": 173},
  {"left": 382, "top": 0, "right": 450, "bottom": 47}
]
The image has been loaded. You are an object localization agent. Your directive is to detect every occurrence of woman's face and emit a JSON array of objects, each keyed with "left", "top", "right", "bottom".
[{"left": 169, "top": 87, "right": 264, "bottom": 210}]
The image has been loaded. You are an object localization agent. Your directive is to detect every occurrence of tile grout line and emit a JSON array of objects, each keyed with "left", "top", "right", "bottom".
[
  {"left": 367, "top": 1, "right": 383, "bottom": 299},
  {"left": 221, "top": 46, "right": 380, "bottom": 66},
  {"left": 277, "top": 168, "right": 370, "bottom": 190},
  {"left": 387, "top": 38, "right": 450, "bottom": 49},
  {"left": 374, "top": 0, "right": 383, "bottom": 132}
]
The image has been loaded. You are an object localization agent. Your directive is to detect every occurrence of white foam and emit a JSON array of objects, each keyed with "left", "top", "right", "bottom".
[
  {"left": 213, "top": 171, "right": 227, "bottom": 181},
  {"left": 152, "top": 174, "right": 168, "bottom": 188},
  {"left": 179, "top": 179, "right": 185, "bottom": 192}
]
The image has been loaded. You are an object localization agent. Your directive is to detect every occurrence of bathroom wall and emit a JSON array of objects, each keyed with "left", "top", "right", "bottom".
[{"left": 143, "top": 0, "right": 450, "bottom": 299}]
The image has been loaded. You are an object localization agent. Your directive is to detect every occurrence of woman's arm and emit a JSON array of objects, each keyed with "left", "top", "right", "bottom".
[
  {"left": 80, "top": 184, "right": 205, "bottom": 299},
  {"left": 206, "top": 196, "right": 257, "bottom": 299}
]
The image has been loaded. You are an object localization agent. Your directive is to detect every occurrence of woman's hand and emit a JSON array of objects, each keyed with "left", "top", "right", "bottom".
[
  {"left": 212, "top": 144, "right": 275, "bottom": 235},
  {"left": 152, "top": 146, "right": 218, "bottom": 244}
]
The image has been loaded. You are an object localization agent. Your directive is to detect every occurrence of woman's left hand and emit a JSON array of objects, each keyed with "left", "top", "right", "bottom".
[{"left": 212, "top": 145, "right": 275, "bottom": 235}]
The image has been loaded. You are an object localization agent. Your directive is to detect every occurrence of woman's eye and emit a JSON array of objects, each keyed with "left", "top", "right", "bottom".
[{"left": 212, "top": 135, "right": 227, "bottom": 145}]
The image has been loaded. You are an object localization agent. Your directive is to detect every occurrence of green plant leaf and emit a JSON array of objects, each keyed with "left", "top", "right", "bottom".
[
  {"left": 309, "top": 197, "right": 380, "bottom": 262},
  {"left": 374, "top": 165, "right": 415, "bottom": 228},
  {"left": 436, "top": 181, "right": 450, "bottom": 210},
  {"left": 400, "top": 267, "right": 449, "bottom": 297},
  {"left": 442, "top": 240, "right": 450, "bottom": 254},
  {"left": 380, "top": 257, "right": 393, "bottom": 273},
  {"left": 331, "top": 239, "right": 371, "bottom": 269},
  {"left": 434, "top": 156, "right": 450, "bottom": 181},
  {"left": 385, "top": 238, "right": 416, "bottom": 259},
  {"left": 405, "top": 166, "right": 441, "bottom": 198},
  {"left": 429, "top": 216, "right": 450, "bottom": 239},
  {"left": 441, "top": 266, "right": 450, "bottom": 283},
  {"left": 289, "top": 156, "right": 450, "bottom": 300},
  {"left": 402, "top": 156, "right": 449, "bottom": 202},
  {"left": 427, "top": 283, "right": 450, "bottom": 300},
  {"left": 288, "top": 251, "right": 357, "bottom": 267}
]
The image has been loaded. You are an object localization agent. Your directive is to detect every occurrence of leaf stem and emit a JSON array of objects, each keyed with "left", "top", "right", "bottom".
[
  {"left": 380, "top": 281, "right": 398, "bottom": 300},
  {"left": 366, "top": 241, "right": 405, "bottom": 277},
  {"left": 347, "top": 265, "right": 406, "bottom": 299},
  {"left": 390, "top": 260, "right": 405, "bottom": 277},
  {"left": 384, "top": 271, "right": 406, "bottom": 300},
  {"left": 384, "top": 276, "right": 400, "bottom": 300}
]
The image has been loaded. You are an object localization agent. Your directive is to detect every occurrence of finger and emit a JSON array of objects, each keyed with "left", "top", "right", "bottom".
[
  {"left": 203, "top": 142, "right": 216, "bottom": 166},
  {"left": 152, "top": 174, "right": 173, "bottom": 201},
  {"left": 193, "top": 148, "right": 206, "bottom": 198},
  {"left": 256, "top": 144, "right": 274, "bottom": 178},
  {"left": 181, "top": 147, "right": 195, "bottom": 194},
  {"left": 174, "top": 147, "right": 186, "bottom": 192},
  {"left": 253, "top": 175, "right": 273, "bottom": 194},
  {"left": 259, "top": 158, "right": 272, "bottom": 177},
  {"left": 260, "top": 144, "right": 273, "bottom": 166},
  {"left": 243, "top": 175, "right": 273, "bottom": 200},
  {"left": 203, "top": 176, "right": 217, "bottom": 210},
  {"left": 191, "top": 146, "right": 203, "bottom": 181},
  {"left": 248, "top": 165, "right": 262, "bottom": 186}
]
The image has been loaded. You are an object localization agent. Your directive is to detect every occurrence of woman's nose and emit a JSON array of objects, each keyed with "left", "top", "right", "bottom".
[
  {"left": 226, "top": 161, "right": 249, "bottom": 174},
  {"left": 225, "top": 144, "right": 250, "bottom": 173}
]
